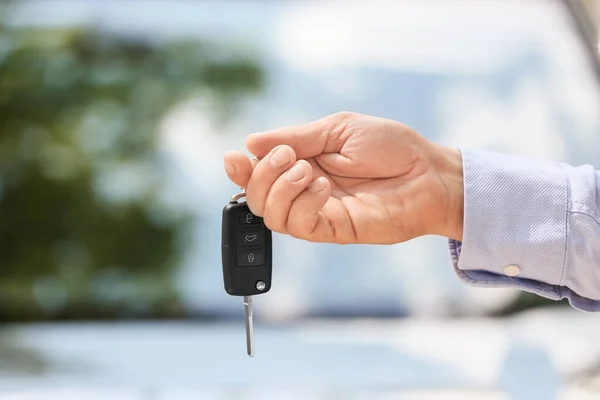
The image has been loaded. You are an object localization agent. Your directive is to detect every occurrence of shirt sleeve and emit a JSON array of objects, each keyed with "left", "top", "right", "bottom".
[{"left": 449, "top": 148, "right": 600, "bottom": 312}]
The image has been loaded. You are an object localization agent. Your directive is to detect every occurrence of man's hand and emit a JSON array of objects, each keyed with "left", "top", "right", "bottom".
[{"left": 223, "top": 112, "right": 464, "bottom": 244}]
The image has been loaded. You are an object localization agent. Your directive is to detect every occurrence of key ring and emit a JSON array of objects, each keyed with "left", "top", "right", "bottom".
[{"left": 230, "top": 191, "right": 246, "bottom": 203}]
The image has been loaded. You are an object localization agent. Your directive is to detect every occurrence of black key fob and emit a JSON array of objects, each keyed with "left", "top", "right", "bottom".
[{"left": 221, "top": 194, "right": 272, "bottom": 296}]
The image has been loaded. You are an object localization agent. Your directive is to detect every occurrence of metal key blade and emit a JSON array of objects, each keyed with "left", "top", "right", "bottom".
[{"left": 243, "top": 295, "right": 254, "bottom": 357}]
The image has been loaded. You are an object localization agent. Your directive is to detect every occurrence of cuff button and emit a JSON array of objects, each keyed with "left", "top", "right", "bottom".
[{"left": 504, "top": 264, "right": 521, "bottom": 277}]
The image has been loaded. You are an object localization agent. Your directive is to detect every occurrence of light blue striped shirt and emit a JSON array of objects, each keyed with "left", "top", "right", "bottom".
[{"left": 449, "top": 148, "right": 600, "bottom": 312}]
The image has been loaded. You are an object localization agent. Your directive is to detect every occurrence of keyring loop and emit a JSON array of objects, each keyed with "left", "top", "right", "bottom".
[{"left": 230, "top": 190, "right": 246, "bottom": 203}]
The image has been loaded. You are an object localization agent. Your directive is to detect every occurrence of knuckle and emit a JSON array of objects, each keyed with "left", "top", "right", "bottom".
[
  {"left": 243, "top": 185, "right": 259, "bottom": 207},
  {"left": 325, "top": 112, "right": 363, "bottom": 143},
  {"left": 263, "top": 198, "right": 286, "bottom": 233},
  {"left": 287, "top": 212, "right": 311, "bottom": 239},
  {"left": 245, "top": 198, "right": 263, "bottom": 218},
  {"left": 332, "top": 111, "right": 357, "bottom": 121},
  {"left": 262, "top": 212, "right": 281, "bottom": 232},
  {"left": 288, "top": 224, "right": 308, "bottom": 241}
]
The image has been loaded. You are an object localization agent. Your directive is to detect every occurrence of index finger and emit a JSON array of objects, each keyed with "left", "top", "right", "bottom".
[{"left": 245, "top": 112, "right": 353, "bottom": 159}]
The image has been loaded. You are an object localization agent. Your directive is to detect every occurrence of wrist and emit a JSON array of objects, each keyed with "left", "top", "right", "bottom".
[{"left": 433, "top": 145, "right": 464, "bottom": 241}]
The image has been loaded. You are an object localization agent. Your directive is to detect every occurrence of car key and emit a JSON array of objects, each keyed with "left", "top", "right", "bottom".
[{"left": 221, "top": 191, "right": 272, "bottom": 357}]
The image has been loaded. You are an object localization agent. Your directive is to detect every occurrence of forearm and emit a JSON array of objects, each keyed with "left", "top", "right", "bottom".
[{"left": 447, "top": 148, "right": 600, "bottom": 311}]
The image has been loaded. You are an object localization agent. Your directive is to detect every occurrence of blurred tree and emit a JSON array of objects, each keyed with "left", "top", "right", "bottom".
[
  {"left": 0, "top": 15, "right": 263, "bottom": 321},
  {"left": 493, "top": 292, "right": 569, "bottom": 317}
]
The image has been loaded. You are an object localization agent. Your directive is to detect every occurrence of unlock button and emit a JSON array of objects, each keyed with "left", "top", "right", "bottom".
[{"left": 237, "top": 250, "right": 264, "bottom": 267}]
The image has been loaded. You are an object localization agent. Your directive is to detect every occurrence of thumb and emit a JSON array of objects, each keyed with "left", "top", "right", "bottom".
[
  {"left": 245, "top": 112, "right": 353, "bottom": 159},
  {"left": 223, "top": 150, "right": 259, "bottom": 189}
]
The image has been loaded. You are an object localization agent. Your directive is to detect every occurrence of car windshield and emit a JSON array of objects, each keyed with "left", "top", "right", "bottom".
[{"left": 1, "top": 0, "right": 600, "bottom": 398}]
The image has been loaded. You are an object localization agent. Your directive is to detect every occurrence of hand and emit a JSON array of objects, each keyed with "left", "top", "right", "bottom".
[{"left": 224, "top": 112, "right": 464, "bottom": 244}]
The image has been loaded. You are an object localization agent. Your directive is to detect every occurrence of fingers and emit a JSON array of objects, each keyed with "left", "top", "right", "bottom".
[
  {"left": 261, "top": 164, "right": 332, "bottom": 242},
  {"left": 262, "top": 159, "right": 313, "bottom": 234},
  {"left": 286, "top": 177, "right": 332, "bottom": 241},
  {"left": 227, "top": 145, "right": 333, "bottom": 242},
  {"left": 245, "top": 112, "right": 355, "bottom": 159},
  {"left": 245, "top": 145, "right": 296, "bottom": 216}
]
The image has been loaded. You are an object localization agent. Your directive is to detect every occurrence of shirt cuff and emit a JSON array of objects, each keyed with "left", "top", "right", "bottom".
[{"left": 449, "top": 148, "right": 600, "bottom": 312}]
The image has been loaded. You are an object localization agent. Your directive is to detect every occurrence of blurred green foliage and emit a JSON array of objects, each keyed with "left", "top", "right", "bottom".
[
  {"left": 0, "top": 17, "right": 263, "bottom": 321},
  {"left": 495, "top": 292, "right": 568, "bottom": 316}
]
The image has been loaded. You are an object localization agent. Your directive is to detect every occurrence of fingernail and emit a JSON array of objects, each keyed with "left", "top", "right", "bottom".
[
  {"left": 270, "top": 147, "right": 292, "bottom": 168},
  {"left": 309, "top": 177, "right": 327, "bottom": 193},
  {"left": 286, "top": 163, "right": 306, "bottom": 182},
  {"left": 224, "top": 161, "right": 236, "bottom": 174}
]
